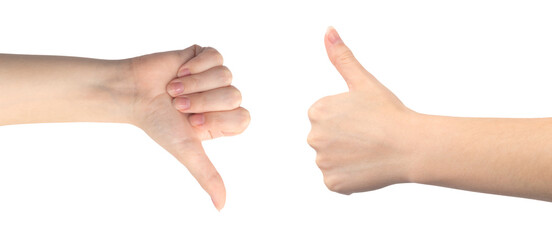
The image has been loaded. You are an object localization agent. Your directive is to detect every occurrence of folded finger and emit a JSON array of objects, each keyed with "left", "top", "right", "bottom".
[
  {"left": 172, "top": 86, "right": 242, "bottom": 113},
  {"left": 189, "top": 107, "right": 251, "bottom": 140},
  {"left": 177, "top": 47, "right": 224, "bottom": 77},
  {"left": 167, "top": 66, "right": 232, "bottom": 97}
]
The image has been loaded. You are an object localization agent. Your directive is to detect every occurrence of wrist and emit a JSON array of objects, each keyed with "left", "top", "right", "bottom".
[
  {"left": 407, "top": 114, "right": 458, "bottom": 186},
  {"left": 388, "top": 111, "right": 435, "bottom": 184},
  {"left": 92, "top": 59, "right": 137, "bottom": 124}
]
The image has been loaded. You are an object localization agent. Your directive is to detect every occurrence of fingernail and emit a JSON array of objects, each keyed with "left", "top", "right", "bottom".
[
  {"left": 174, "top": 97, "right": 190, "bottom": 110},
  {"left": 327, "top": 26, "right": 342, "bottom": 45},
  {"left": 177, "top": 67, "right": 191, "bottom": 77},
  {"left": 189, "top": 114, "right": 205, "bottom": 127},
  {"left": 167, "top": 82, "right": 184, "bottom": 96}
]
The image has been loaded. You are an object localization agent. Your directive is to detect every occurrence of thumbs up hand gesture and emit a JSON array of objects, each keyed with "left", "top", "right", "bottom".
[
  {"left": 308, "top": 28, "right": 421, "bottom": 194},
  {"left": 129, "top": 45, "right": 250, "bottom": 210}
]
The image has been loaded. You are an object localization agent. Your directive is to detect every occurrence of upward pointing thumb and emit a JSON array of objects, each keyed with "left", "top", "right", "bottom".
[{"left": 324, "top": 27, "right": 377, "bottom": 91}]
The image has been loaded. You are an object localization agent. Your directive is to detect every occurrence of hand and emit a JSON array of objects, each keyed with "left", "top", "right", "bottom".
[
  {"left": 127, "top": 45, "right": 250, "bottom": 210},
  {"left": 308, "top": 28, "right": 421, "bottom": 194}
]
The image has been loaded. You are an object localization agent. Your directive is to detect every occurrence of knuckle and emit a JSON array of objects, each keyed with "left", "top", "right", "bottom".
[
  {"left": 218, "top": 66, "right": 233, "bottom": 85},
  {"left": 323, "top": 176, "right": 339, "bottom": 192},
  {"left": 315, "top": 156, "right": 331, "bottom": 170},
  {"left": 204, "top": 47, "right": 223, "bottom": 64},
  {"left": 323, "top": 175, "right": 349, "bottom": 194},
  {"left": 202, "top": 46, "right": 215, "bottom": 53},
  {"left": 336, "top": 49, "right": 356, "bottom": 66},
  {"left": 227, "top": 86, "right": 242, "bottom": 108},
  {"left": 307, "top": 131, "right": 319, "bottom": 149},
  {"left": 191, "top": 44, "right": 202, "bottom": 55},
  {"left": 307, "top": 106, "right": 317, "bottom": 120},
  {"left": 308, "top": 103, "right": 321, "bottom": 120},
  {"left": 308, "top": 98, "right": 329, "bottom": 120},
  {"left": 236, "top": 108, "right": 251, "bottom": 131},
  {"left": 204, "top": 170, "right": 222, "bottom": 185}
]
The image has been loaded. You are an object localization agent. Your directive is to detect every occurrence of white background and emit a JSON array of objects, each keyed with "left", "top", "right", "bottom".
[{"left": 1, "top": 0, "right": 551, "bottom": 239}]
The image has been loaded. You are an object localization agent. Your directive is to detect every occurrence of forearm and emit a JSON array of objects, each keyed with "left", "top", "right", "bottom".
[
  {"left": 0, "top": 54, "right": 133, "bottom": 125},
  {"left": 413, "top": 114, "right": 552, "bottom": 201}
]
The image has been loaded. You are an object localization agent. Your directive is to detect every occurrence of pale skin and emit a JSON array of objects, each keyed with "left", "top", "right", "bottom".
[
  {"left": 2, "top": 30, "right": 550, "bottom": 213},
  {"left": 308, "top": 27, "right": 552, "bottom": 202},
  {"left": 0, "top": 45, "right": 251, "bottom": 210}
]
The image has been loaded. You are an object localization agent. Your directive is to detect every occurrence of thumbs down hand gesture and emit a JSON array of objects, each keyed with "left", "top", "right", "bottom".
[{"left": 130, "top": 45, "right": 250, "bottom": 210}]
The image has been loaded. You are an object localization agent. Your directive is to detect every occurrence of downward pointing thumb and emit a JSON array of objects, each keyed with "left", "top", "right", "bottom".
[
  {"left": 324, "top": 27, "right": 377, "bottom": 91},
  {"left": 172, "top": 138, "right": 226, "bottom": 211}
]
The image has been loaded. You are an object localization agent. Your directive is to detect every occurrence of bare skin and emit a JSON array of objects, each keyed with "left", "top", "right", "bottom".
[
  {"left": 0, "top": 45, "right": 250, "bottom": 210},
  {"left": 308, "top": 27, "right": 552, "bottom": 202}
]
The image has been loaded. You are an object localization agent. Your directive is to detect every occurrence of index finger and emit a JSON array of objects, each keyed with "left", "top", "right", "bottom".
[{"left": 177, "top": 47, "right": 224, "bottom": 77}]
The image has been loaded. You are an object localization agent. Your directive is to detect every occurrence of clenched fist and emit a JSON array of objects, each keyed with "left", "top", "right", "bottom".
[{"left": 308, "top": 28, "right": 421, "bottom": 194}]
